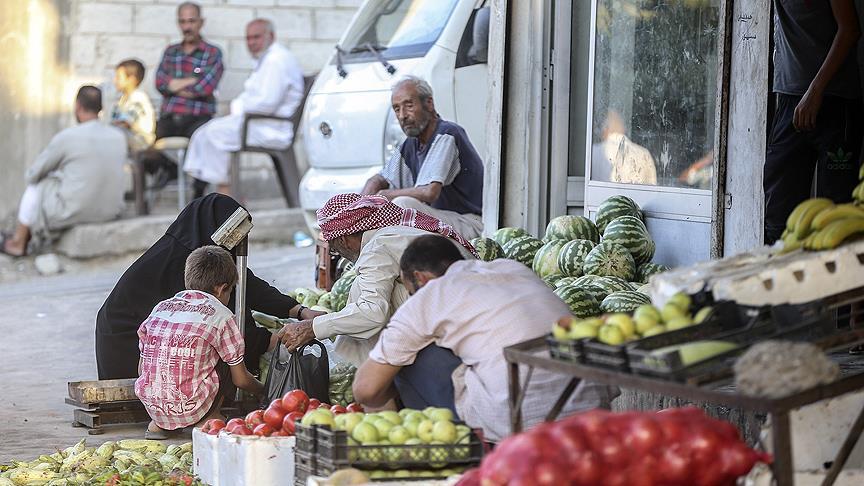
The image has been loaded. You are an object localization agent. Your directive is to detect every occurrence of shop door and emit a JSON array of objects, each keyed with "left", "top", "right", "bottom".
[{"left": 581, "top": 0, "right": 729, "bottom": 267}]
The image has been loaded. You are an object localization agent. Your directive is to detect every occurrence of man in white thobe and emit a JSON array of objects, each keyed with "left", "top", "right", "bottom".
[{"left": 183, "top": 18, "right": 304, "bottom": 195}]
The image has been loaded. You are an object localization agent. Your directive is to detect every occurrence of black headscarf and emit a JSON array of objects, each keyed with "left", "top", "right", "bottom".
[{"left": 95, "top": 194, "right": 299, "bottom": 379}]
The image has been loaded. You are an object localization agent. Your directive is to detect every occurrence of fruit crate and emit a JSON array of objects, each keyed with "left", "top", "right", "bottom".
[
  {"left": 296, "top": 423, "right": 484, "bottom": 471},
  {"left": 294, "top": 450, "right": 316, "bottom": 486},
  {"left": 627, "top": 303, "right": 837, "bottom": 382},
  {"left": 312, "top": 457, "right": 469, "bottom": 482},
  {"left": 295, "top": 420, "right": 317, "bottom": 454},
  {"left": 545, "top": 334, "right": 585, "bottom": 363}
]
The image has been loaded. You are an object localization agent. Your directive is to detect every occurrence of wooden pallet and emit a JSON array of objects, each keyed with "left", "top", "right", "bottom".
[{"left": 66, "top": 379, "right": 148, "bottom": 434}]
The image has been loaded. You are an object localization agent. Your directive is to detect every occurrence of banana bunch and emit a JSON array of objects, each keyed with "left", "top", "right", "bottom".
[{"left": 781, "top": 199, "right": 864, "bottom": 252}]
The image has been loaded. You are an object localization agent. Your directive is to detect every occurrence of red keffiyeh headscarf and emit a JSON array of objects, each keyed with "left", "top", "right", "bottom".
[{"left": 316, "top": 194, "right": 477, "bottom": 257}]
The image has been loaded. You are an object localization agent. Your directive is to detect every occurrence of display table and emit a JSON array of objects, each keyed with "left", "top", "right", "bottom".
[{"left": 504, "top": 330, "right": 864, "bottom": 486}]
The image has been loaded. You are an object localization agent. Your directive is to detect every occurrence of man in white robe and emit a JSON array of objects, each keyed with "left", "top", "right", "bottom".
[{"left": 183, "top": 18, "right": 304, "bottom": 195}]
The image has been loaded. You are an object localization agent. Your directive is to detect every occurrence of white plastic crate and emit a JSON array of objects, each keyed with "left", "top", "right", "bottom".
[{"left": 192, "top": 427, "right": 296, "bottom": 486}]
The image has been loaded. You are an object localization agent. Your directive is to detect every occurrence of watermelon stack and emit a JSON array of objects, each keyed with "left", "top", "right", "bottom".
[
  {"left": 492, "top": 227, "right": 529, "bottom": 247},
  {"left": 502, "top": 235, "right": 544, "bottom": 266},
  {"left": 583, "top": 241, "right": 636, "bottom": 281},
  {"left": 532, "top": 239, "right": 568, "bottom": 278},
  {"left": 595, "top": 195, "right": 642, "bottom": 234},
  {"left": 556, "top": 239, "right": 596, "bottom": 277},
  {"left": 554, "top": 285, "right": 601, "bottom": 318},
  {"left": 544, "top": 215, "right": 600, "bottom": 243}
]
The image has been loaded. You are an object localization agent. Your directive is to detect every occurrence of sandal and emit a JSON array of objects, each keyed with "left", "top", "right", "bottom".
[{"left": 0, "top": 233, "right": 26, "bottom": 258}]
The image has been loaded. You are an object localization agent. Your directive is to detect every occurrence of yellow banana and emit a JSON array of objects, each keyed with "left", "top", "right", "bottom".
[
  {"left": 817, "top": 218, "right": 864, "bottom": 250},
  {"left": 810, "top": 204, "right": 864, "bottom": 231},
  {"left": 859, "top": 162, "right": 864, "bottom": 181},
  {"left": 793, "top": 199, "right": 835, "bottom": 239},
  {"left": 854, "top": 181, "right": 864, "bottom": 202},
  {"left": 786, "top": 199, "right": 817, "bottom": 231}
]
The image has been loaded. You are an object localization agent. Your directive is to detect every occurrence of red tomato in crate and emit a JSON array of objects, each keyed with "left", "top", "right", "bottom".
[
  {"left": 264, "top": 402, "right": 288, "bottom": 430},
  {"left": 245, "top": 410, "right": 266, "bottom": 429},
  {"left": 346, "top": 403, "right": 364, "bottom": 413},
  {"left": 253, "top": 423, "right": 275, "bottom": 437},
  {"left": 225, "top": 418, "right": 246, "bottom": 433},
  {"left": 318, "top": 403, "right": 331, "bottom": 409},
  {"left": 201, "top": 419, "right": 226, "bottom": 435},
  {"left": 330, "top": 404, "right": 347, "bottom": 414},
  {"left": 307, "top": 398, "right": 321, "bottom": 410},
  {"left": 281, "top": 390, "right": 310, "bottom": 414},
  {"left": 282, "top": 411, "right": 304, "bottom": 435}
]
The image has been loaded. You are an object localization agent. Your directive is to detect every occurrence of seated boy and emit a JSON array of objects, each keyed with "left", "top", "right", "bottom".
[
  {"left": 111, "top": 58, "right": 155, "bottom": 153},
  {"left": 135, "top": 245, "right": 264, "bottom": 438}
]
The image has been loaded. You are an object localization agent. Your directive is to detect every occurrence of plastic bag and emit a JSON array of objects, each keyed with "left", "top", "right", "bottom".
[{"left": 263, "top": 340, "right": 330, "bottom": 405}]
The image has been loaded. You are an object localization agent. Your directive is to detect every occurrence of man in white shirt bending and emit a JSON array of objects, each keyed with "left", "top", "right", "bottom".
[{"left": 184, "top": 18, "right": 304, "bottom": 196}]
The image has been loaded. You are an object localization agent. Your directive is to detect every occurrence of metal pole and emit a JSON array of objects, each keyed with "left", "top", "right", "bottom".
[
  {"left": 177, "top": 148, "right": 187, "bottom": 208},
  {"left": 235, "top": 236, "right": 248, "bottom": 336}
]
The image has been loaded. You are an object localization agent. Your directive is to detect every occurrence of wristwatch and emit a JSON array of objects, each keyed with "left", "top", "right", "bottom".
[{"left": 296, "top": 305, "right": 308, "bottom": 320}]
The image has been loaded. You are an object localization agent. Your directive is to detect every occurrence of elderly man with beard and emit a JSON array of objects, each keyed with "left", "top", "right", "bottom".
[
  {"left": 361, "top": 76, "right": 484, "bottom": 239},
  {"left": 280, "top": 193, "right": 477, "bottom": 367},
  {"left": 183, "top": 18, "right": 304, "bottom": 196}
]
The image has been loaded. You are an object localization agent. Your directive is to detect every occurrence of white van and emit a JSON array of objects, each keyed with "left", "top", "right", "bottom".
[{"left": 297, "top": 0, "right": 490, "bottom": 229}]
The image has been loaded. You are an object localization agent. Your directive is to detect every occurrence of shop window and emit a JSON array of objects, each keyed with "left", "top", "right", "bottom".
[{"left": 589, "top": 0, "right": 720, "bottom": 189}]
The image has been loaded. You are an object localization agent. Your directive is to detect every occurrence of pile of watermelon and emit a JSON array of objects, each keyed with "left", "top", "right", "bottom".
[{"left": 470, "top": 196, "right": 671, "bottom": 318}]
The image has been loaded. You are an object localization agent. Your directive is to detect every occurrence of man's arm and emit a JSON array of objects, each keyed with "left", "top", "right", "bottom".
[
  {"left": 187, "top": 47, "right": 224, "bottom": 98},
  {"left": 378, "top": 182, "right": 442, "bottom": 205},
  {"left": 353, "top": 360, "right": 401, "bottom": 408},
  {"left": 229, "top": 363, "right": 265, "bottom": 396},
  {"left": 236, "top": 53, "right": 299, "bottom": 115},
  {"left": 362, "top": 174, "right": 390, "bottom": 195},
  {"left": 794, "top": 0, "right": 861, "bottom": 131},
  {"left": 154, "top": 50, "right": 174, "bottom": 97}
]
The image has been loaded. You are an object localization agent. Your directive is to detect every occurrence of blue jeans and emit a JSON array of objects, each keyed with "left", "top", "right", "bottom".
[{"left": 394, "top": 345, "right": 462, "bottom": 419}]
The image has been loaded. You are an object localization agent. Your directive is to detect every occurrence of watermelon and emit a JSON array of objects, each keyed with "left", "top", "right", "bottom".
[
  {"left": 633, "top": 239, "right": 656, "bottom": 266},
  {"left": 532, "top": 239, "right": 567, "bottom": 278},
  {"left": 543, "top": 274, "right": 567, "bottom": 289},
  {"left": 492, "top": 227, "right": 530, "bottom": 246},
  {"left": 554, "top": 276, "right": 582, "bottom": 289},
  {"left": 583, "top": 241, "right": 636, "bottom": 281},
  {"left": 602, "top": 215, "right": 653, "bottom": 264},
  {"left": 635, "top": 283, "right": 652, "bottom": 296},
  {"left": 600, "top": 291, "right": 652, "bottom": 313},
  {"left": 557, "top": 239, "right": 596, "bottom": 277},
  {"left": 580, "top": 284, "right": 609, "bottom": 304},
  {"left": 596, "top": 195, "right": 642, "bottom": 234},
  {"left": 636, "top": 262, "right": 670, "bottom": 283},
  {"left": 502, "top": 235, "right": 544, "bottom": 266},
  {"left": 470, "top": 237, "right": 504, "bottom": 262},
  {"left": 544, "top": 215, "right": 600, "bottom": 243},
  {"left": 554, "top": 285, "right": 601, "bottom": 318}
]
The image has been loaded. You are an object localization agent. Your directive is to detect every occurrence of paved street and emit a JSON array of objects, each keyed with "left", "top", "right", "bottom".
[{"left": 0, "top": 244, "right": 315, "bottom": 462}]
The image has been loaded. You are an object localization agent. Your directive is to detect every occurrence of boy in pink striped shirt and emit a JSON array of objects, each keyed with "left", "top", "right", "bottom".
[{"left": 135, "top": 245, "right": 264, "bottom": 438}]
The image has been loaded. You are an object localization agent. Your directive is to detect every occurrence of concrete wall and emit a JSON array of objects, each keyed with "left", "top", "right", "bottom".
[{"left": 0, "top": 0, "right": 362, "bottom": 221}]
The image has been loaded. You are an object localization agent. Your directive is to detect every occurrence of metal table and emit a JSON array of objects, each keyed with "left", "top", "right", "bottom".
[{"left": 504, "top": 333, "right": 864, "bottom": 486}]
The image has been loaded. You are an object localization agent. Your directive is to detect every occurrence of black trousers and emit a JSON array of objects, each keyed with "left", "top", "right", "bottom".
[
  {"left": 763, "top": 94, "right": 864, "bottom": 244},
  {"left": 140, "top": 114, "right": 211, "bottom": 175}
]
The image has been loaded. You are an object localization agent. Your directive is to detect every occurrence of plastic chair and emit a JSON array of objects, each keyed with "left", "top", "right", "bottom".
[{"left": 131, "top": 136, "right": 189, "bottom": 215}]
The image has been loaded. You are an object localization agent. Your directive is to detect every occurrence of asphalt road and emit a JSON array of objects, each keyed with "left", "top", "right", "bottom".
[{"left": 0, "top": 244, "right": 315, "bottom": 462}]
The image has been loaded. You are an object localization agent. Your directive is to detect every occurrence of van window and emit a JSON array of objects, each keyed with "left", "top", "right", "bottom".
[
  {"left": 339, "top": 0, "right": 459, "bottom": 63},
  {"left": 456, "top": 6, "right": 490, "bottom": 67}
]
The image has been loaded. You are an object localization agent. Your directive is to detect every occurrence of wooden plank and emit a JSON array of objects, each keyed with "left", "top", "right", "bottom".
[
  {"left": 710, "top": 0, "right": 734, "bottom": 258},
  {"left": 482, "top": 0, "right": 509, "bottom": 234},
  {"left": 723, "top": 0, "right": 772, "bottom": 255},
  {"left": 67, "top": 379, "right": 137, "bottom": 403}
]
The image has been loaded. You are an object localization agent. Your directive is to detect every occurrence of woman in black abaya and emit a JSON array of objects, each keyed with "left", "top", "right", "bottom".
[{"left": 95, "top": 194, "right": 321, "bottom": 379}]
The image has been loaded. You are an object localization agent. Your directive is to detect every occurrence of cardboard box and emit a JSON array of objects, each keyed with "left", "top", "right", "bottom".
[{"left": 193, "top": 428, "right": 296, "bottom": 485}]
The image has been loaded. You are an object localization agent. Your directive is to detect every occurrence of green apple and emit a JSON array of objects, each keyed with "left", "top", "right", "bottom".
[
  {"left": 426, "top": 407, "right": 454, "bottom": 422},
  {"left": 455, "top": 425, "right": 472, "bottom": 442},
  {"left": 665, "top": 316, "right": 693, "bottom": 331},
  {"left": 431, "top": 420, "right": 457, "bottom": 443},
  {"left": 398, "top": 408, "right": 414, "bottom": 417},
  {"left": 634, "top": 312, "right": 660, "bottom": 334},
  {"left": 404, "top": 438, "right": 428, "bottom": 461},
  {"left": 598, "top": 324, "right": 625, "bottom": 345},
  {"left": 568, "top": 322, "right": 598, "bottom": 339},
  {"left": 634, "top": 304, "right": 661, "bottom": 322},
  {"left": 641, "top": 325, "right": 667, "bottom": 337},
  {"left": 693, "top": 306, "right": 713, "bottom": 324},
  {"left": 582, "top": 317, "right": 604, "bottom": 327},
  {"left": 661, "top": 303, "right": 688, "bottom": 322},
  {"left": 362, "top": 414, "right": 381, "bottom": 424},
  {"left": 377, "top": 410, "right": 402, "bottom": 425},
  {"left": 551, "top": 323, "right": 569, "bottom": 340},
  {"left": 667, "top": 292, "right": 692, "bottom": 311},
  {"left": 422, "top": 406, "right": 437, "bottom": 419},
  {"left": 402, "top": 410, "right": 425, "bottom": 423},
  {"left": 605, "top": 313, "right": 636, "bottom": 338},
  {"left": 300, "top": 408, "right": 335, "bottom": 428},
  {"left": 373, "top": 418, "right": 394, "bottom": 437},
  {"left": 351, "top": 421, "right": 379, "bottom": 444},
  {"left": 334, "top": 413, "right": 347, "bottom": 430},
  {"left": 340, "top": 413, "right": 364, "bottom": 435},
  {"left": 403, "top": 418, "right": 421, "bottom": 436},
  {"left": 388, "top": 425, "right": 412, "bottom": 444},
  {"left": 416, "top": 419, "right": 435, "bottom": 443}
]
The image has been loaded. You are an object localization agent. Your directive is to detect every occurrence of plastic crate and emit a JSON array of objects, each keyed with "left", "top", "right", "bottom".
[
  {"left": 546, "top": 334, "right": 585, "bottom": 363},
  {"left": 295, "top": 419, "right": 317, "bottom": 454},
  {"left": 296, "top": 423, "right": 484, "bottom": 471},
  {"left": 294, "top": 450, "right": 316, "bottom": 486},
  {"left": 311, "top": 457, "right": 470, "bottom": 482}
]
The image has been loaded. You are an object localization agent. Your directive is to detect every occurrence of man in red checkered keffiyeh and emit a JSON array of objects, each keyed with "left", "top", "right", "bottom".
[{"left": 317, "top": 193, "right": 477, "bottom": 257}]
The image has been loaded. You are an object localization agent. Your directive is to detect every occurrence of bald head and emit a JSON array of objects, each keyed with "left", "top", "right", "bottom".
[{"left": 246, "top": 19, "right": 275, "bottom": 58}]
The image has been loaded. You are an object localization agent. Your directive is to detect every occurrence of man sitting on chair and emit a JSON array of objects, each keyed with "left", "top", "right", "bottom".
[{"left": 183, "top": 18, "right": 304, "bottom": 196}]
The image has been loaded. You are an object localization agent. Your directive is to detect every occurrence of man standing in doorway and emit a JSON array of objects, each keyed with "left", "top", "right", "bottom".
[
  {"left": 149, "top": 1, "right": 224, "bottom": 196},
  {"left": 183, "top": 18, "right": 305, "bottom": 197},
  {"left": 361, "top": 76, "right": 485, "bottom": 240},
  {"left": 763, "top": 0, "right": 862, "bottom": 244}
]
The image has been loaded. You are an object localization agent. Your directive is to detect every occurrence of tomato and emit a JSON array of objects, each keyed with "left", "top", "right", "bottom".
[
  {"left": 346, "top": 402, "right": 364, "bottom": 413},
  {"left": 282, "top": 411, "right": 304, "bottom": 435},
  {"left": 307, "top": 398, "right": 321, "bottom": 410},
  {"left": 318, "top": 402, "right": 331, "bottom": 409},
  {"left": 225, "top": 417, "right": 247, "bottom": 434},
  {"left": 253, "top": 423, "right": 275, "bottom": 437},
  {"left": 281, "top": 390, "right": 310, "bottom": 414},
  {"left": 621, "top": 416, "right": 662, "bottom": 454},
  {"left": 231, "top": 424, "right": 253, "bottom": 435},
  {"left": 201, "top": 418, "right": 226, "bottom": 435},
  {"left": 330, "top": 404, "right": 347, "bottom": 414},
  {"left": 245, "top": 410, "right": 266, "bottom": 429},
  {"left": 263, "top": 402, "right": 287, "bottom": 430}
]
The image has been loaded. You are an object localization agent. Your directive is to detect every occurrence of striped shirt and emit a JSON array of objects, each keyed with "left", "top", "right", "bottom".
[
  {"left": 155, "top": 40, "right": 223, "bottom": 116},
  {"left": 135, "top": 290, "right": 243, "bottom": 430},
  {"left": 369, "top": 259, "right": 618, "bottom": 441}
]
